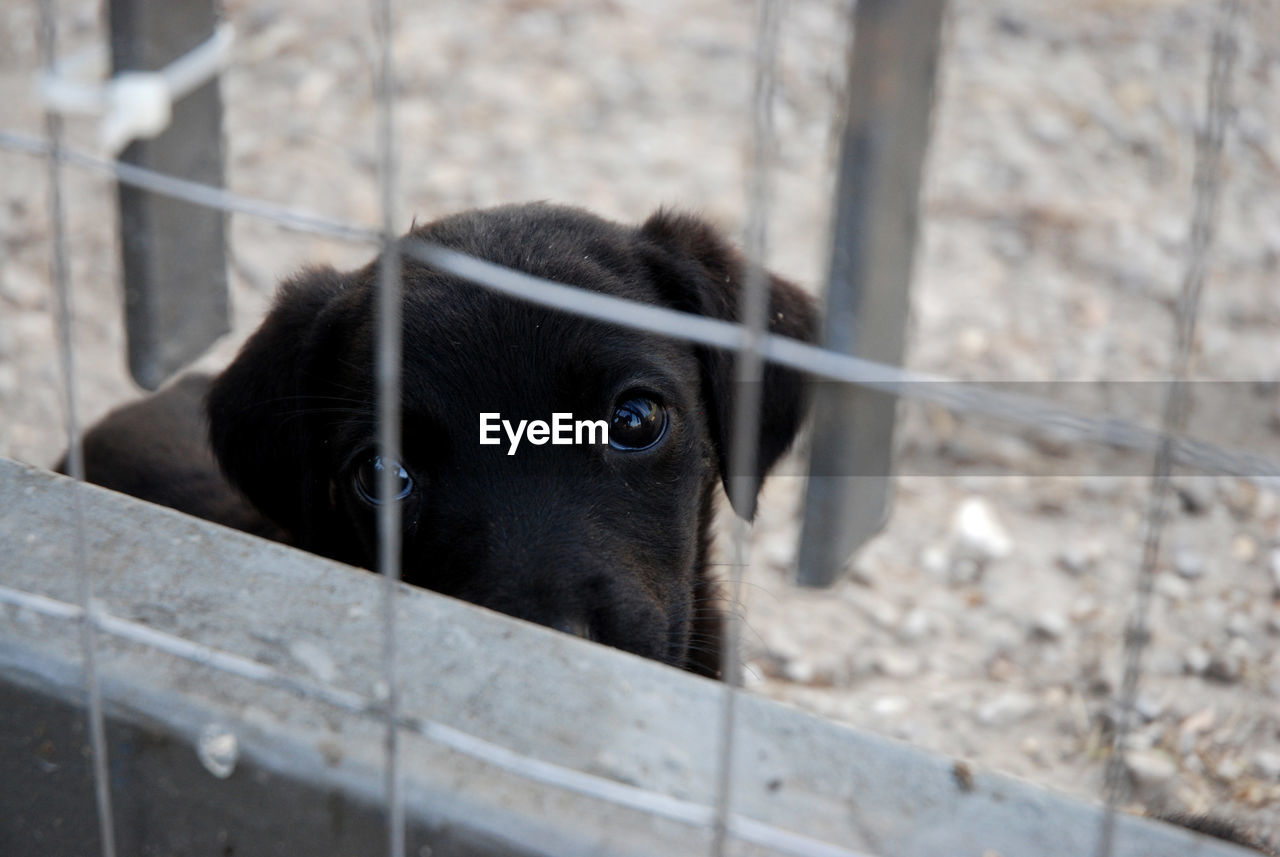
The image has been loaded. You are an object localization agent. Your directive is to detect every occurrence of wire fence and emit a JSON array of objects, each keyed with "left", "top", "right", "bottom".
[
  {"left": 1099, "top": 1, "right": 1242, "bottom": 850},
  {"left": 4, "top": 0, "right": 1275, "bottom": 855}
]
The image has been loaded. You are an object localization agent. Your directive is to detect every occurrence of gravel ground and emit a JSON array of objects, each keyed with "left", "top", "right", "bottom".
[{"left": 2, "top": 0, "right": 1279, "bottom": 848}]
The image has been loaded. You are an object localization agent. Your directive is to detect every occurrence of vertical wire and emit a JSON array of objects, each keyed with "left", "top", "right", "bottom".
[
  {"left": 36, "top": 2, "right": 117, "bottom": 856},
  {"left": 373, "top": 0, "right": 405, "bottom": 854},
  {"left": 1095, "top": 2, "right": 1239, "bottom": 854},
  {"left": 711, "top": 1, "right": 784, "bottom": 854}
]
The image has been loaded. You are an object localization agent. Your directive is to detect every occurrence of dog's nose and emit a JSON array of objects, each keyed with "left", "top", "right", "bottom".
[{"left": 551, "top": 617, "right": 593, "bottom": 641}]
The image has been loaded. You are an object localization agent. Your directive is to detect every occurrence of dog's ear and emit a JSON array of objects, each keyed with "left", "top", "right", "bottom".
[
  {"left": 206, "top": 266, "right": 359, "bottom": 537},
  {"left": 639, "top": 210, "right": 818, "bottom": 519}
]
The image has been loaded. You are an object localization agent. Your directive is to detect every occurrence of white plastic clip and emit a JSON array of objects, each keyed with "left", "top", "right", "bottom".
[{"left": 38, "top": 23, "right": 234, "bottom": 155}]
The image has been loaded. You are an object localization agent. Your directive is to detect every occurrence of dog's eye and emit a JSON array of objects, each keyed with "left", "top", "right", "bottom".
[
  {"left": 609, "top": 395, "right": 667, "bottom": 451},
  {"left": 353, "top": 455, "right": 414, "bottom": 504}
]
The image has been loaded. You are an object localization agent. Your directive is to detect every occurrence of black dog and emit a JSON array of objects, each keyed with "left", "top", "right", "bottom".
[{"left": 69, "top": 203, "right": 816, "bottom": 677}]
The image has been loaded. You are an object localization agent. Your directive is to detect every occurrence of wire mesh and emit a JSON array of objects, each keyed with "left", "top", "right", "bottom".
[
  {"left": 1097, "top": 2, "right": 1242, "bottom": 855},
  {"left": 712, "top": 1, "right": 784, "bottom": 852},
  {"left": 373, "top": 0, "right": 405, "bottom": 855},
  {"left": 0, "top": 579, "right": 874, "bottom": 857},
  {"left": 35, "top": 2, "right": 117, "bottom": 856}
]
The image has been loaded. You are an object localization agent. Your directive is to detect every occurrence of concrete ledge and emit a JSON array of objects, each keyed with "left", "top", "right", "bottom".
[{"left": 0, "top": 457, "right": 1253, "bottom": 856}]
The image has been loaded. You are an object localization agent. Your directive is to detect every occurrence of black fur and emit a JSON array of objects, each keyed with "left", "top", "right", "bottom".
[
  {"left": 1159, "top": 812, "right": 1275, "bottom": 856},
  {"left": 69, "top": 203, "right": 817, "bottom": 677}
]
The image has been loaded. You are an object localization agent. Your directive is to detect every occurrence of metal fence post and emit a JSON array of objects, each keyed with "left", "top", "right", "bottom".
[
  {"left": 108, "top": 0, "right": 229, "bottom": 390},
  {"left": 797, "top": 0, "right": 946, "bottom": 587}
]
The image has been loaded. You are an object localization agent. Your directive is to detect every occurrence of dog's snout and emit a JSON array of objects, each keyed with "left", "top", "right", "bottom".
[{"left": 551, "top": 616, "right": 594, "bottom": 641}]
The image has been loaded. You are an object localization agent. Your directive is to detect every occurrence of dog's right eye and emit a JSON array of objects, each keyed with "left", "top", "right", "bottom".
[
  {"left": 609, "top": 395, "right": 668, "bottom": 451},
  {"left": 353, "top": 455, "right": 414, "bottom": 505}
]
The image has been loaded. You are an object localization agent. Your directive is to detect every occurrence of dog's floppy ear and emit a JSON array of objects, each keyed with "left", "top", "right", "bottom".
[
  {"left": 206, "top": 266, "right": 359, "bottom": 537},
  {"left": 639, "top": 210, "right": 818, "bottom": 519}
]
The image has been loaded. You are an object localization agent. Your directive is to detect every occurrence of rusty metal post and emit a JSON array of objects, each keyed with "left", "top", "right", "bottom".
[
  {"left": 109, "top": 0, "right": 229, "bottom": 390},
  {"left": 798, "top": 0, "right": 946, "bottom": 587}
]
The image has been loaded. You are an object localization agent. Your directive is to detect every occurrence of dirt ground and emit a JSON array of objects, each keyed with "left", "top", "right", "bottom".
[{"left": 2, "top": 0, "right": 1279, "bottom": 849}]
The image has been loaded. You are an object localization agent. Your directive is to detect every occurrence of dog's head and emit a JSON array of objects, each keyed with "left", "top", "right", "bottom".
[{"left": 208, "top": 203, "right": 816, "bottom": 673}]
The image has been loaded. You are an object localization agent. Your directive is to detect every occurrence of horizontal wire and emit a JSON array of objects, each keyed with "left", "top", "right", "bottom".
[
  {"left": 405, "top": 241, "right": 1280, "bottom": 488},
  {"left": 0, "top": 582, "right": 874, "bottom": 857},
  {"left": 4, "top": 127, "right": 1278, "bottom": 489},
  {"left": 0, "top": 129, "right": 379, "bottom": 243}
]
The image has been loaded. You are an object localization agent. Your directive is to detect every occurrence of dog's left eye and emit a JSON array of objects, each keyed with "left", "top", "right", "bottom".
[
  {"left": 353, "top": 455, "right": 414, "bottom": 504},
  {"left": 609, "top": 395, "right": 668, "bottom": 451}
]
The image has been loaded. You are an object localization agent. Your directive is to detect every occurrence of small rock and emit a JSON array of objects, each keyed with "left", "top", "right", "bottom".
[
  {"left": 922, "top": 545, "right": 949, "bottom": 577},
  {"left": 1220, "top": 478, "right": 1258, "bottom": 519},
  {"left": 1183, "top": 646, "right": 1211, "bottom": 675},
  {"left": 845, "top": 556, "right": 877, "bottom": 587},
  {"left": 1119, "top": 722, "right": 1162, "bottom": 752},
  {"left": 976, "top": 691, "right": 1037, "bottom": 727},
  {"left": 1174, "top": 479, "right": 1214, "bottom": 515},
  {"left": 875, "top": 649, "right": 922, "bottom": 679},
  {"left": 1114, "top": 78, "right": 1155, "bottom": 113},
  {"left": 1172, "top": 548, "right": 1204, "bottom": 580},
  {"left": 1231, "top": 534, "right": 1258, "bottom": 563},
  {"left": 296, "top": 69, "right": 336, "bottom": 109},
  {"left": 995, "top": 10, "right": 1029, "bottom": 36},
  {"left": 1202, "top": 598, "right": 1228, "bottom": 626},
  {"left": 1250, "top": 751, "right": 1280, "bottom": 781},
  {"left": 899, "top": 608, "right": 934, "bottom": 643},
  {"left": 950, "top": 557, "right": 983, "bottom": 585},
  {"left": 759, "top": 531, "right": 796, "bottom": 569},
  {"left": 950, "top": 497, "right": 1013, "bottom": 564},
  {"left": 1134, "top": 695, "right": 1165, "bottom": 722},
  {"left": 1027, "top": 109, "right": 1073, "bottom": 147},
  {"left": 1125, "top": 749, "right": 1178, "bottom": 791},
  {"left": 1268, "top": 548, "right": 1280, "bottom": 596},
  {"left": 1205, "top": 639, "right": 1249, "bottom": 683},
  {"left": 782, "top": 658, "right": 817, "bottom": 685},
  {"left": 985, "top": 651, "right": 1017, "bottom": 682},
  {"left": 759, "top": 633, "right": 804, "bottom": 680},
  {"left": 1156, "top": 573, "right": 1192, "bottom": 602},
  {"left": 1178, "top": 707, "right": 1216, "bottom": 742},
  {"left": 1226, "top": 612, "right": 1252, "bottom": 638},
  {"left": 957, "top": 327, "right": 990, "bottom": 359},
  {"left": 1057, "top": 546, "right": 1095, "bottom": 576},
  {"left": 1081, "top": 656, "right": 1120, "bottom": 696},
  {"left": 0, "top": 267, "right": 47, "bottom": 310},
  {"left": 872, "top": 696, "right": 908, "bottom": 717},
  {"left": 864, "top": 597, "right": 902, "bottom": 630},
  {"left": 1022, "top": 737, "right": 1049, "bottom": 767},
  {"left": 1215, "top": 756, "right": 1247, "bottom": 782},
  {"left": 1030, "top": 610, "right": 1069, "bottom": 641},
  {"left": 1070, "top": 595, "right": 1101, "bottom": 622},
  {"left": 196, "top": 723, "right": 239, "bottom": 780},
  {"left": 743, "top": 661, "right": 769, "bottom": 689}
]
